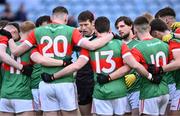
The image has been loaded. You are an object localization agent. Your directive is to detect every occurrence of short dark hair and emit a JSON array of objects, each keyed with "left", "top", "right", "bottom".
[
  {"left": 7, "top": 22, "right": 20, "bottom": 32},
  {"left": 134, "top": 16, "right": 149, "bottom": 26},
  {"left": 35, "top": 15, "right": 51, "bottom": 27},
  {"left": 78, "top": 10, "right": 94, "bottom": 23},
  {"left": 155, "top": 7, "right": 176, "bottom": 18},
  {"left": 52, "top": 6, "right": 68, "bottom": 14},
  {"left": 115, "top": 16, "right": 133, "bottom": 29},
  {"left": 95, "top": 16, "right": 110, "bottom": 33},
  {"left": 0, "top": 20, "right": 9, "bottom": 28},
  {"left": 150, "top": 19, "right": 168, "bottom": 34}
]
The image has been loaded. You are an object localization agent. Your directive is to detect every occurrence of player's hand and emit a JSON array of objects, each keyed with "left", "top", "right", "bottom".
[
  {"left": 147, "top": 64, "right": 164, "bottom": 75},
  {"left": 0, "top": 29, "right": 12, "bottom": 40},
  {"left": 96, "top": 73, "right": 111, "bottom": 84},
  {"left": 41, "top": 73, "right": 55, "bottom": 83},
  {"left": 171, "top": 22, "right": 180, "bottom": 31},
  {"left": 21, "top": 64, "right": 33, "bottom": 77},
  {"left": 150, "top": 74, "right": 163, "bottom": 84},
  {"left": 62, "top": 56, "right": 72, "bottom": 67},
  {"left": 125, "top": 74, "right": 136, "bottom": 87},
  {"left": 162, "top": 33, "right": 174, "bottom": 43}
]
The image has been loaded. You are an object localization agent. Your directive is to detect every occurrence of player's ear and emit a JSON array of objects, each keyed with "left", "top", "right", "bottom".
[
  {"left": 92, "top": 20, "right": 95, "bottom": 27},
  {"left": 151, "top": 31, "right": 158, "bottom": 38}
]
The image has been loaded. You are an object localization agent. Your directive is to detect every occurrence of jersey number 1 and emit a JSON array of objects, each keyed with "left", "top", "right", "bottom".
[
  {"left": 150, "top": 51, "right": 167, "bottom": 67},
  {"left": 10, "top": 54, "right": 21, "bottom": 74}
]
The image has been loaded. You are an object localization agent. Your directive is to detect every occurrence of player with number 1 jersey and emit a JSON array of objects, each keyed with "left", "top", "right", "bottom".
[{"left": 0, "top": 40, "right": 33, "bottom": 113}]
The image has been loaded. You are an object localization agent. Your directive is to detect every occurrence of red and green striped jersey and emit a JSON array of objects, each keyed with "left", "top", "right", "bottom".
[
  {"left": 80, "top": 39, "right": 130, "bottom": 100},
  {"left": 125, "top": 39, "right": 141, "bottom": 93},
  {"left": 1, "top": 41, "right": 32, "bottom": 99},
  {"left": 131, "top": 38, "right": 169, "bottom": 99},
  {"left": 24, "top": 24, "right": 83, "bottom": 83}
]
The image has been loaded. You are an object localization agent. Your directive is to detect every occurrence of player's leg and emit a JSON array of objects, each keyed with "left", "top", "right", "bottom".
[
  {"left": 169, "top": 90, "right": 180, "bottom": 116},
  {"left": 76, "top": 77, "right": 94, "bottom": 116},
  {"left": 0, "top": 98, "right": 15, "bottom": 116},
  {"left": 55, "top": 83, "right": 78, "bottom": 116},
  {"left": 159, "top": 94, "right": 169, "bottom": 116},
  {"left": 113, "top": 97, "right": 128, "bottom": 116},
  {"left": 16, "top": 111, "right": 35, "bottom": 116},
  {"left": 139, "top": 97, "right": 159, "bottom": 116},
  {"left": 0, "top": 112, "right": 14, "bottom": 116},
  {"left": 14, "top": 99, "right": 34, "bottom": 116},
  {"left": 31, "top": 89, "right": 42, "bottom": 116},
  {"left": 165, "top": 83, "right": 176, "bottom": 115},
  {"left": 61, "top": 109, "right": 78, "bottom": 116},
  {"left": 79, "top": 104, "right": 92, "bottom": 116},
  {"left": 39, "top": 81, "right": 60, "bottom": 116},
  {"left": 92, "top": 98, "right": 113, "bottom": 116},
  {"left": 129, "top": 91, "right": 140, "bottom": 116}
]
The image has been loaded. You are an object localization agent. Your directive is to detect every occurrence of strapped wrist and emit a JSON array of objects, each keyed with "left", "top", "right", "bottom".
[
  {"left": 147, "top": 73, "right": 152, "bottom": 80},
  {"left": 108, "top": 75, "right": 112, "bottom": 81},
  {"left": 51, "top": 74, "right": 55, "bottom": 80}
]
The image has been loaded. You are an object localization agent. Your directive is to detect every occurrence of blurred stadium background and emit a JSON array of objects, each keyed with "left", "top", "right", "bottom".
[{"left": 0, "top": 0, "right": 180, "bottom": 31}]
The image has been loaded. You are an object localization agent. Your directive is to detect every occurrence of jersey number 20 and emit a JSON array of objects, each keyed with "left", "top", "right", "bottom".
[{"left": 41, "top": 35, "right": 68, "bottom": 57}]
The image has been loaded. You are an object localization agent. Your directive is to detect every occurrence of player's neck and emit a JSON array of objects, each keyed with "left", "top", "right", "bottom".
[
  {"left": 138, "top": 33, "right": 153, "bottom": 40},
  {"left": 20, "top": 33, "right": 28, "bottom": 40},
  {"left": 52, "top": 20, "right": 66, "bottom": 25},
  {"left": 98, "top": 32, "right": 109, "bottom": 38}
]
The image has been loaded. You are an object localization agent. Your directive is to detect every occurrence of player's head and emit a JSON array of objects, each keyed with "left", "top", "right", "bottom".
[
  {"left": 95, "top": 16, "right": 110, "bottom": 35},
  {"left": 20, "top": 21, "right": 35, "bottom": 39},
  {"left": 155, "top": 7, "right": 176, "bottom": 29},
  {"left": 4, "top": 22, "right": 20, "bottom": 41},
  {"left": 36, "top": 15, "right": 51, "bottom": 27},
  {"left": 150, "top": 19, "right": 169, "bottom": 39},
  {"left": 51, "top": 6, "right": 68, "bottom": 24},
  {"left": 0, "top": 20, "right": 9, "bottom": 28},
  {"left": 115, "top": 16, "right": 133, "bottom": 39},
  {"left": 142, "top": 12, "right": 154, "bottom": 23},
  {"left": 133, "top": 16, "right": 150, "bottom": 37},
  {"left": 78, "top": 10, "right": 95, "bottom": 36}
]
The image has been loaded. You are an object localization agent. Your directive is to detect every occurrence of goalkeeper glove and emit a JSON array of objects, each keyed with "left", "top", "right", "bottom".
[
  {"left": 171, "top": 22, "right": 180, "bottom": 31},
  {"left": 162, "top": 33, "right": 175, "bottom": 43},
  {"left": 96, "top": 73, "right": 111, "bottom": 84},
  {"left": 41, "top": 73, "right": 55, "bottom": 83},
  {"left": 148, "top": 73, "right": 163, "bottom": 84},
  {"left": 21, "top": 64, "right": 33, "bottom": 77},
  {"left": 147, "top": 64, "right": 164, "bottom": 75},
  {"left": 62, "top": 56, "right": 72, "bottom": 67},
  {"left": 125, "top": 74, "right": 136, "bottom": 87},
  {"left": 0, "top": 29, "right": 12, "bottom": 40}
]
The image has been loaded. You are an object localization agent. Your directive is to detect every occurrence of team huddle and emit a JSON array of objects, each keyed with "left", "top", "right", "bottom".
[{"left": 0, "top": 5, "right": 180, "bottom": 116}]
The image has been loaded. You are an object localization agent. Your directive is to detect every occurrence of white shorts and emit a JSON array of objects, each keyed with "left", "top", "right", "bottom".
[
  {"left": 168, "top": 83, "right": 176, "bottom": 103},
  {"left": 92, "top": 97, "right": 127, "bottom": 115},
  {"left": 0, "top": 98, "right": 34, "bottom": 113},
  {"left": 39, "top": 81, "right": 78, "bottom": 111},
  {"left": 126, "top": 91, "right": 140, "bottom": 113},
  {"left": 139, "top": 94, "right": 169, "bottom": 116},
  {"left": 32, "top": 89, "right": 41, "bottom": 111},
  {"left": 170, "top": 90, "right": 180, "bottom": 111}
]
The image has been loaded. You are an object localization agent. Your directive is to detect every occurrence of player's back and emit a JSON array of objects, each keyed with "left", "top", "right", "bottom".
[
  {"left": 88, "top": 39, "right": 128, "bottom": 100},
  {"left": 133, "top": 38, "right": 169, "bottom": 99},
  {"left": 33, "top": 24, "right": 79, "bottom": 83},
  {"left": 1, "top": 41, "right": 32, "bottom": 100}
]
